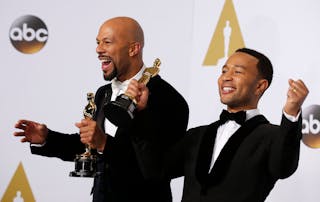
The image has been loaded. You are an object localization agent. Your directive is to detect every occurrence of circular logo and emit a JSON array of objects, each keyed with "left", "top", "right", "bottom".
[
  {"left": 302, "top": 105, "right": 320, "bottom": 148},
  {"left": 9, "top": 15, "right": 48, "bottom": 54}
]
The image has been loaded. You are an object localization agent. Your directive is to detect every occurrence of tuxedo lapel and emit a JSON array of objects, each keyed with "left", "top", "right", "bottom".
[
  {"left": 195, "top": 120, "right": 222, "bottom": 186},
  {"left": 95, "top": 84, "right": 112, "bottom": 133},
  {"left": 196, "top": 115, "right": 269, "bottom": 191},
  {"left": 208, "top": 115, "right": 269, "bottom": 186}
]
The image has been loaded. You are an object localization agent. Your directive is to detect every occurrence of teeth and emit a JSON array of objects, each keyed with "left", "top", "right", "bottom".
[
  {"left": 99, "top": 56, "right": 111, "bottom": 62},
  {"left": 223, "top": 87, "right": 234, "bottom": 92},
  {"left": 101, "top": 59, "right": 110, "bottom": 62}
]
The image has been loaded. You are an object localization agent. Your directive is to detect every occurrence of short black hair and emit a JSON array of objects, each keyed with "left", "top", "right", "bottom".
[{"left": 236, "top": 48, "right": 273, "bottom": 88}]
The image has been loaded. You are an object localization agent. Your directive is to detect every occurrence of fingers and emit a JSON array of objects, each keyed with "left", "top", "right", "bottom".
[
  {"left": 75, "top": 118, "right": 92, "bottom": 128},
  {"left": 284, "top": 79, "right": 309, "bottom": 116},
  {"left": 126, "top": 79, "right": 140, "bottom": 98},
  {"left": 13, "top": 131, "right": 25, "bottom": 137},
  {"left": 77, "top": 119, "right": 105, "bottom": 150},
  {"left": 20, "top": 137, "right": 29, "bottom": 143},
  {"left": 14, "top": 119, "right": 32, "bottom": 130},
  {"left": 13, "top": 120, "right": 31, "bottom": 142},
  {"left": 13, "top": 131, "right": 30, "bottom": 143},
  {"left": 288, "top": 79, "right": 309, "bottom": 99},
  {"left": 13, "top": 120, "right": 30, "bottom": 139},
  {"left": 136, "top": 83, "right": 149, "bottom": 110},
  {"left": 125, "top": 80, "right": 149, "bottom": 110},
  {"left": 138, "top": 82, "right": 148, "bottom": 91},
  {"left": 75, "top": 119, "right": 91, "bottom": 137},
  {"left": 76, "top": 119, "right": 97, "bottom": 144}
]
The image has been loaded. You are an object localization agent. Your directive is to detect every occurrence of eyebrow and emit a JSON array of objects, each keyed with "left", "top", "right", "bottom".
[
  {"left": 96, "top": 37, "right": 110, "bottom": 42},
  {"left": 223, "top": 64, "right": 246, "bottom": 69}
]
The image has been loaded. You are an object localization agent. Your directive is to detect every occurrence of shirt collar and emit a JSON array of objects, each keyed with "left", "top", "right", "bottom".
[
  {"left": 245, "top": 108, "right": 260, "bottom": 121},
  {"left": 111, "top": 64, "right": 146, "bottom": 90},
  {"left": 223, "top": 108, "right": 260, "bottom": 121}
]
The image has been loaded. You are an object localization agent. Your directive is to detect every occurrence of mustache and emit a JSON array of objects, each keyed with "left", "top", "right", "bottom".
[{"left": 98, "top": 55, "right": 112, "bottom": 61}]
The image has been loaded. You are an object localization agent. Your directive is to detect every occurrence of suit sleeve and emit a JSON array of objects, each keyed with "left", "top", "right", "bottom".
[
  {"left": 131, "top": 76, "right": 189, "bottom": 180},
  {"left": 268, "top": 114, "right": 302, "bottom": 179},
  {"left": 31, "top": 129, "right": 85, "bottom": 161}
]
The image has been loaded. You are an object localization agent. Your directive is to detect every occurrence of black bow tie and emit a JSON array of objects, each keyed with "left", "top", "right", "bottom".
[{"left": 219, "top": 110, "right": 246, "bottom": 125}]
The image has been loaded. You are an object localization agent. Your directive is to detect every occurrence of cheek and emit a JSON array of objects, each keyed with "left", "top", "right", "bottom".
[
  {"left": 240, "top": 81, "right": 257, "bottom": 96},
  {"left": 217, "top": 77, "right": 223, "bottom": 86},
  {"left": 236, "top": 80, "right": 252, "bottom": 94}
]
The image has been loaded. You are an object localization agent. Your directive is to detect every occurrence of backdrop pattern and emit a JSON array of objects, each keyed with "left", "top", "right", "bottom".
[{"left": 1, "top": 0, "right": 319, "bottom": 201}]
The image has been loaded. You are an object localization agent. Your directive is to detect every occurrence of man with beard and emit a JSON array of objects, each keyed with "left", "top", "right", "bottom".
[{"left": 13, "top": 16, "right": 189, "bottom": 202}]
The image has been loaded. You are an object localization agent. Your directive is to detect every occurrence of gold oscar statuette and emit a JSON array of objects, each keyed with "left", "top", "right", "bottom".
[
  {"left": 69, "top": 92, "right": 97, "bottom": 177},
  {"left": 103, "top": 58, "right": 161, "bottom": 127}
]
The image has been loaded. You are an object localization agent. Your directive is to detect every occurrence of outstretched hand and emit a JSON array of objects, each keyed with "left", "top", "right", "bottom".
[
  {"left": 284, "top": 79, "right": 309, "bottom": 116},
  {"left": 14, "top": 119, "right": 48, "bottom": 144}
]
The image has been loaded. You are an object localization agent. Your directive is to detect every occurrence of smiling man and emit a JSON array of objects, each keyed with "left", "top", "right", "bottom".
[
  {"left": 13, "top": 16, "right": 189, "bottom": 202},
  {"left": 131, "top": 48, "right": 309, "bottom": 202}
]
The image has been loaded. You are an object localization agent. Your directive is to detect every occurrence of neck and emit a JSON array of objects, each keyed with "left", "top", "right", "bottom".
[
  {"left": 117, "top": 61, "right": 143, "bottom": 82},
  {"left": 227, "top": 105, "right": 257, "bottom": 113}
]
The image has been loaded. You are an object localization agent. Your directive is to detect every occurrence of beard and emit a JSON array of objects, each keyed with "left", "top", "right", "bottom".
[{"left": 103, "top": 67, "right": 117, "bottom": 81}]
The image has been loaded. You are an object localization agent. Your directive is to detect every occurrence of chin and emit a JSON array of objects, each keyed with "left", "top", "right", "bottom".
[
  {"left": 103, "top": 74, "right": 112, "bottom": 81},
  {"left": 103, "top": 71, "right": 117, "bottom": 81},
  {"left": 221, "top": 99, "right": 236, "bottom": 107},
  {"left": 220, "top": 97, "right": 230, "bottom": 104}
]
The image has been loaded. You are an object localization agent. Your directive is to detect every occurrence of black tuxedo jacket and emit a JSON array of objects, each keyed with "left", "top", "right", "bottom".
[
  {"left": 135, "top": 114, "right": 302, "bottom": 202},
  {"left": 31, "top": 75, "right": 189, "bottom": 202}
]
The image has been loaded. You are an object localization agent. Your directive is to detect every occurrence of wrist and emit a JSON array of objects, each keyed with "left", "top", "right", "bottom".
[{"left": 97, "top": 135, "right": 107, "bottom": 154}]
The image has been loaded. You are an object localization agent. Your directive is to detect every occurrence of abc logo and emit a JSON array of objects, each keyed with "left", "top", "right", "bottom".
[
  {"left": 302, "top": 105, "right": 320, "bottom": 148},
  {"left": 9, "top": 15, "right": 48, "bottom": 54}
]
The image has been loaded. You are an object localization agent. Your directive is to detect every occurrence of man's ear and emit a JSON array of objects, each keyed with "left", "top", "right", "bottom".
[
  {"left": 129, "top": 42, "right": 141, "bottom": 57},
  {"left": 256, "top": 79, "right": 269, "bottom": 97}
]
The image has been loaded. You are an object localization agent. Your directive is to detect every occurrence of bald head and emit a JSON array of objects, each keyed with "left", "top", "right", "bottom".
[
  {"left": 100, "top": 17, "right": 144, "bottom": 48},
  {"left": 96, "top": 17, "right": 145, "bottom": 81}
]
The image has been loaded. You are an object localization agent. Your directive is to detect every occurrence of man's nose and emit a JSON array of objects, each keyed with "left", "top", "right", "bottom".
[
  {"left": 222, "top": 71, "right": 233, "bottom": 81},
  {"left": 96, "top": 43, "right": 104, "bottom": 53}
]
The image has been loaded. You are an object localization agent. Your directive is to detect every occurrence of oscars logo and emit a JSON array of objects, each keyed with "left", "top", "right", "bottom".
[
  {"left": 70, "top": 92, "right": 97, "bottom": 177},
  {"left": 203, "top": 0, "right": 244, "bottom": 66},
  {"left": 104, "top": 58, "right": 161, "bottom": 127}
]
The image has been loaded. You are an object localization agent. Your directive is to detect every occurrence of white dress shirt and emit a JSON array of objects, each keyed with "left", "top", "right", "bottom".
[
  {"left": 208, "top": 108, "right": 300, "bottom": 172},
  {"left": 105, "top": 65, "right": 147, "bottom": 137}
]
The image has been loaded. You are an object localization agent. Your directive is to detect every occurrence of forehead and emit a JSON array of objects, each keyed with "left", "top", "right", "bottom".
[
  {"left": 224, "top": 52, "right": 258, "bottom": 69},
  {"left": 96, "top": 22, "right": 115, "bottom": 39},
  {"left": 96, "top": 21, "right": 128, "bottom": 41},
  {"left": 96, "top": 26, "right": 112, "bottom": 40}
]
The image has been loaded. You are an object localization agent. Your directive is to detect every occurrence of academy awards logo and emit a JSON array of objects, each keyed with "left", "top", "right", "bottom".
[
  {"left": 203, "top": 0, "right": 245, "bottom": 67},
  {"left": 302, "top": 105, "right": 320, "bottom": 148},
  {"left": 9, "top": 15, "right": 49, "bottom": 54},
  {"left": 1, "top": 162, "right": 35, "bottom": 201}
]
